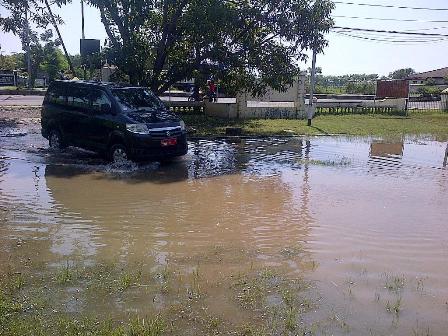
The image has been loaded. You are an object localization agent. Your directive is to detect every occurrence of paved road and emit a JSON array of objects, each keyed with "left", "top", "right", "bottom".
[
  {"left": 0, "top": 95, "right": 44, "bottom": 106},
  {"left": 0, "top": 95, "right": 214, "bottom": 106},
  {"left": 0, "top": 95, "right": 190, "bottom": 106}
]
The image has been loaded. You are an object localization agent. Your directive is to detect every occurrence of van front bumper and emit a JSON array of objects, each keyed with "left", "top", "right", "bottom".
[{"left": 126, "top": 132, "right": 188, "bottom": 161}]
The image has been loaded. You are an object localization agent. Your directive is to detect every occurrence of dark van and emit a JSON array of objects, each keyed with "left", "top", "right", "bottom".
[{"left": 41, "top": 81, "right": 188, "bottom": 162}]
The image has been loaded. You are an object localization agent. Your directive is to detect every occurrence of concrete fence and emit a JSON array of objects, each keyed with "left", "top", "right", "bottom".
[{"left": 206, "top": 73, "right": 307, "bottom": 119}]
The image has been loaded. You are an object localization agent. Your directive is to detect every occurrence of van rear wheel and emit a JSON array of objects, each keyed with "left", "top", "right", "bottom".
[
  {"left": 49, "top": 130, "right": 65, "bottom": 150},
  {"left": 108, "top": 144, "right": 129, "bottom": 163}
]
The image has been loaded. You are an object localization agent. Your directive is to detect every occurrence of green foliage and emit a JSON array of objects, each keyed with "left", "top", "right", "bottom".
[
  {"left": 0, "top": 53, "right": 24, "bottom": 70},
  {"left": 389, "top": 68, "right": 416, "bottom": 79},
  {"left": 316, "top": 74, "right": 379, "bottom": 87},
  {"left": 40, "top": 44, "right": 69, "bottom": 81},
  {"left": 345, "top": 81, "right": 376, "bottom": 95},
  {"left": 316, "top": 73, "right": 378, "bottom": 87},
  {"left": 88, "top": 0, "right": 334, "bottom": 94},
  {"left": 314, "top": 73, "right": 377, "bottom": 95},
  {"left": 314, "top": 85, "right": 346, "bottom": 94},
  {"left": 417, "top": 85, "right": 443, "bottom": 96},
  {"left": 0, "top": 0, "right": 67, "bottom": 47},
  {"left": 0, "top": 28, "right": 68, "bottom": 83}
]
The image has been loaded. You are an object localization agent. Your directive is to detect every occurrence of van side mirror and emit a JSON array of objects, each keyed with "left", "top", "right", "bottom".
[{"left": 100, "top": 103, "right": 112, "bottom": 114}]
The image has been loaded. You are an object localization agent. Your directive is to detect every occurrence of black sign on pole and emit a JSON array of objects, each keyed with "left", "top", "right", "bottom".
[
  {"left": 80, "top": 39, "right": 100, "bottom": 57},
  {"left": 80, "top": 39, "right": 100, "bottom": 80}
]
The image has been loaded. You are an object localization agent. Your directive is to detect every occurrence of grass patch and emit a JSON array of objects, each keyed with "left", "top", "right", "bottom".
[
  {"left": 384, "top": 274, "right": 406, "bottom": 292},
  {"left": 183, "top": 110, "right": 448, "bottom": 140},
  {"left": 1, "top": 314, "right": 166, "bottom": 336},
  {"left": 0, "top": 258, "right": 315, "bottom": 336},
  {"left": 0, "top": 86, "right": 18, "bottom": 91},
  {"left": 298, "top": 157, "right": 351, "bottom": 167},
  {"left": 230, "top": 267, "right": 315, "bottom": 334},
  {"left": 385, "top": 296, "right": 402, "bottom": 316}
]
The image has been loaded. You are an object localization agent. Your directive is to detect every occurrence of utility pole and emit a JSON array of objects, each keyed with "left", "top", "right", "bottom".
[
  {"left": 81, "top": 0, "right": 87, "bottom": 79},
  {"left": 307, "top": 49, "right": 317, "bottom": 127},
  {"left": 0, "top": 44, "right": 4, "bottom": 70},
  {"left": 81, "top": 0, "right": 85, "bottom": 39},
  {"left": 24, "top": 8, "right": 32, "bottom": 89}
]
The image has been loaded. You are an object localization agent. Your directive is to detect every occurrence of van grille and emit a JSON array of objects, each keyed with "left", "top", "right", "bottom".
[{"left": 149, "top": 126, "right": 182, "bottom": 139}]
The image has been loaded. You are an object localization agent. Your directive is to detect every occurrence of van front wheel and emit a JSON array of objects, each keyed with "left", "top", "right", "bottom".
[{"left": 108, "top": 144, "right": 129, "bottom": 163}]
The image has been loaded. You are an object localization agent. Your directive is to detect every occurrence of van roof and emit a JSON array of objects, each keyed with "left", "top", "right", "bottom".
[{"left": 53, "top": 80, "right": 144, "bottom": 89}]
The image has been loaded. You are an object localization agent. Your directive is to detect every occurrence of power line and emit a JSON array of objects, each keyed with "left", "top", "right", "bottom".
[
  {"left": 332, "top": 31, "right": 448, "bottom": 44},
  {"left": 332, "top": 28, "right": 448, "bottom": 38},
  {"left": 404, "top": 26, "right": 448, "bottom": 32},
  {"left": 333, "top": 1, "right": 448, "bottom": 11},
  {"left": 333, "top": 31, "right": 446, "bottom": 41},
  {"left": 331, "top": 30, "right": 447, "bottom": 40},
  {"left": 334, "top": 15, "right": 448, "bottom": 23},
  {"left": 333, "top": 26, "right": 448, "bottom": 37}
]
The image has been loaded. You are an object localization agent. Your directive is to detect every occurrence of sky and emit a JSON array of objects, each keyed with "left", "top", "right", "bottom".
[{"left": 0, "top": 0, "right": 447, "bottom": 76}]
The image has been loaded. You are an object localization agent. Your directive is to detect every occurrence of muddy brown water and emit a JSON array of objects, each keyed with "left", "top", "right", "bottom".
[{"left": 1, "top": 126, "right": 448, "bottom": 334}]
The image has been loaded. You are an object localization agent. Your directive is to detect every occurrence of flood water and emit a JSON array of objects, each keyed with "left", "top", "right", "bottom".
[{"left": 1, "top": 127, "right": 448, "bottom": 334}]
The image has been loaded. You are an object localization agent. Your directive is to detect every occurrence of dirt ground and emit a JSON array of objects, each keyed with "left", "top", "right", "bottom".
[{"left": 0, "top": 107, "right": 41, "bottom": 129}]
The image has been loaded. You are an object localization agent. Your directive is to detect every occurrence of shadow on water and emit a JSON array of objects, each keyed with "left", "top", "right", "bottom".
[{"left": 367, "top": 141, "right": 404, "bottom": 175}]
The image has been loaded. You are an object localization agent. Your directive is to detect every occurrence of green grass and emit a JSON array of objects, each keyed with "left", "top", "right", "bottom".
[
  {"left": 0, "top": 259, "right": 317, "bottom": 336},
  {"left": 183, "top": 110, "right": 448, "bottom": 140},
  {"left": 385, "top": 296, "right": 402, "bottom": 316},
  {"left": 384, "top": 274, "right": 406, "bottom": 292}
]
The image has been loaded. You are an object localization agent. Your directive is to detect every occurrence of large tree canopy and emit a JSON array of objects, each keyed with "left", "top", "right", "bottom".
[
  {"left": 1, "top": 0, "right": 74, "bottom": 75},
  {"left": 389, "top": 68, "right": 416, "bottom": 80},
  {"left": 90, "top": 0, "right": 334, "bottom": 94},
  {"left": 0, "top": 0, "right": 67, "bottom": 45}
]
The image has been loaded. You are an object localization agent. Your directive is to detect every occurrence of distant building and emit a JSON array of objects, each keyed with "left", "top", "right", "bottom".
[{"left": 408, "top": 67, "right": 448, "bottom": 85}]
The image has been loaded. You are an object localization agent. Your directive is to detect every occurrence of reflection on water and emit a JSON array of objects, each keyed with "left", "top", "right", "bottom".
[
  {"left": 368, "top": 141, "right": 404, "bottom": 176},
  {"left": 444, "top": 143, "right": 448, "bottom": 167},
  {"left": 1, "top": 136, "right": 448, "bottom": 334}
]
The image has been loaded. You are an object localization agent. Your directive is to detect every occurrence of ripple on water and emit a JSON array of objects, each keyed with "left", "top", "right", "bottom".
[{"left": 1, "top": 136, "right": 448, "bottom": 334}]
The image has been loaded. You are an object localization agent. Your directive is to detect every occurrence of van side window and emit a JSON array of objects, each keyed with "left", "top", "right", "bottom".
[
  {"left": 67, "top": 87, "right": 90, "bottom": 110},
  {"left": 46, "top": 85, "right": 66, "bottom": 105},
  {"left": 91, "top": 90, "right": 112, "bottom": 113}
]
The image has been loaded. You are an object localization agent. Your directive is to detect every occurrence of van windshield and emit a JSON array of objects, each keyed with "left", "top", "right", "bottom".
[{"left": 111, "top": 88, "right": 165, "bottom": 112}]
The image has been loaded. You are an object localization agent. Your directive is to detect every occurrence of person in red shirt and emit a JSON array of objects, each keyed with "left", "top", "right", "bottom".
[{"left": 207, "top": 79, "right": 217, "bottom": 102}]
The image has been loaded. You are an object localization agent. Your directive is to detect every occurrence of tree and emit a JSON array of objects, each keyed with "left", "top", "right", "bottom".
[
  {"left": 315, "top": 73, "right": 378, "bottom": 94},
  {"left": 0, "top": 52, "right": 24, "bottom": 70},
  {"left": 389, "top": 68, "right": 416, "bottom": 80},
  {"left": 39, "top": 30, "right": 69, "bottom": 81},
  {"left": 88, "top": 0, "right": 334, "bottom": 94},
  {"left": 0, "top": 0, "right": 74, "bottom": 76},
  {"left": 345, "top": 82, "right": 375, "bottom": 95}
]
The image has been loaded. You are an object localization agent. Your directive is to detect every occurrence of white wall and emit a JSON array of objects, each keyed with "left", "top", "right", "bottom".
[{"left": 235, "top": 73, "right": 306, "bottom": 119}]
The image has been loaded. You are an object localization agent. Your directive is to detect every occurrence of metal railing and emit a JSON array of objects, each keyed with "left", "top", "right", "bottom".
[{"left": 164, "top": 101, "right": 204, "bottom": 114}]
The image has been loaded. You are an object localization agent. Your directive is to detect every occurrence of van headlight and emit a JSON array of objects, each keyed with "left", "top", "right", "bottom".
[
  {"left": 126, "top": 124, "right": 150, "bottom": 134},
  {"left": 179, "top": 120, "right": 186, "bottom": 131}
]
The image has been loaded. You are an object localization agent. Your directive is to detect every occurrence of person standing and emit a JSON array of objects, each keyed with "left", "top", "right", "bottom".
[{"left": 207, "top": 79, "right": 217, "bottom": 102}]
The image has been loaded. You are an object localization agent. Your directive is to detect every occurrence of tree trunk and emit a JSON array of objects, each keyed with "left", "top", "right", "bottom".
[{"left": 43, "top": 0, "right": 75, "bottom": 75}]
